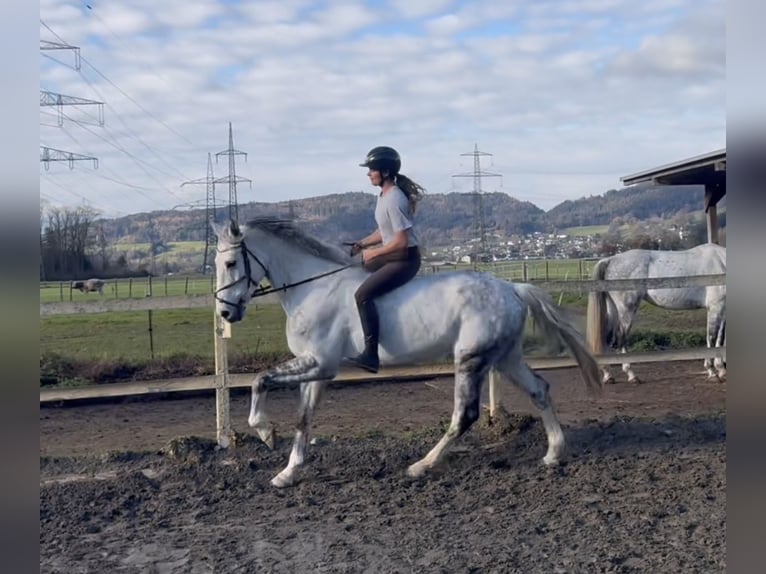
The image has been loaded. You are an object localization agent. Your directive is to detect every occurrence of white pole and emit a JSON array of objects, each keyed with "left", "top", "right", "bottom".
[
  {"left": 488, "top": 370, "right": 498, "bottom": 419},
  {"left": 214, "top": 311, "right": 232, "bottom": 448}
]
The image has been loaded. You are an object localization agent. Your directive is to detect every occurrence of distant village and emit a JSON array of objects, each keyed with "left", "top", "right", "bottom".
[
  {"left": 425, "top": 219, "right": 709, "bottom": 265},
  {"left": 427, "top": 232, "right": 597, "bottom": 263}
]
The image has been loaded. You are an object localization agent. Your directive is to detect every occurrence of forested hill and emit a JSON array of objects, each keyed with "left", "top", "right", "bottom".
[{"left": 103, "top": 183, "right": 712, "bottom": 247}]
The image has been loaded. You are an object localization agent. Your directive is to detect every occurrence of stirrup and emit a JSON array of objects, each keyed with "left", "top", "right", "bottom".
[{"left": 346, "top": 353, "right": 379, "bottom": 374}]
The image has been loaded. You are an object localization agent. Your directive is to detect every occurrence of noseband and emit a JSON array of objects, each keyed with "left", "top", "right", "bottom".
[
  {"left": 214, "top": 240, "right": 354, "bottom": 308},
  {"left": 214, "top": 241, "right": 268, "bottom": 309}
]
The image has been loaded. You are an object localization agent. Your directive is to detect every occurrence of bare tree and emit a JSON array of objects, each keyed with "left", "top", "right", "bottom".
[{"left": 40, "top": 205, "right": 100, "bottom": 279}]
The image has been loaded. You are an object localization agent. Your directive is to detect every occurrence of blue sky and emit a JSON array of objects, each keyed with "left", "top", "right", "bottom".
[{"left": 39, "top": 0, "right": 725, "bottom": 217}]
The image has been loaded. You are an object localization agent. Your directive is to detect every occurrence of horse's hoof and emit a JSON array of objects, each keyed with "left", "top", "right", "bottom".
[
  {"left": 406, "top": 463, "right": 427, "bottom": 478},
  {"left": 270, "top": 472, "right": 294, "bottom": 488},
  {"left": 543, "top": 455, "right": 559, "bottom": 467},
  {"left": 628, "top": 377, "right": 641, "bottom": 384},
  {"left": 543, "top": 448, "right": 565, "bottom": 467},
  {"left": 256, "top": 425, "right": 276, "bottom": 450},
  {"left": 603, "top": 377, "right": 616, "bottom": 385}
]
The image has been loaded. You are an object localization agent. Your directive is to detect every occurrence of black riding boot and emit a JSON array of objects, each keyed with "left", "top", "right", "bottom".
[{"left": 347, "top": 299, "right": 380, "bottom": 373}]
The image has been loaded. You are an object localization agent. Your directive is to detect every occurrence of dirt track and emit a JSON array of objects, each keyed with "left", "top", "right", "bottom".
[{"left": 40, "top": 361, "right": 726, "bottom": 573}]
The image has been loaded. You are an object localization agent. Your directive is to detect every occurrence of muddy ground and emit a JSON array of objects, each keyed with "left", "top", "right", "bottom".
[{"left": 40, "top": 361, "right": 726, "bottom": 573}]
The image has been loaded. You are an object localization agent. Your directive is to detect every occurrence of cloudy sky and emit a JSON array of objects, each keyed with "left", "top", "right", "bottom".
[{"left": 39, "top": 0, "right": 725, "bottom": 217}]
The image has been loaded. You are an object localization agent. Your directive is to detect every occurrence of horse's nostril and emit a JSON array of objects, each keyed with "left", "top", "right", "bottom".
[{"left": 221, "top": 310, "right": 230, "bottom": 319}]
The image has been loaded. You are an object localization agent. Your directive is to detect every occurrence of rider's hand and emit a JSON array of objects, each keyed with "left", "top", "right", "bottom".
[{"left": 349, "top": 242, "right": 363, "bottom": 257}]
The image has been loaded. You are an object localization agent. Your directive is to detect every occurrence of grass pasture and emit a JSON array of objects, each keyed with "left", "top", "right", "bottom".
[
  {"left": 561, "top": 225, "right": 609, "bottom": 237},
  {"left": 40, "top": 258, "right": 601, "bottom": 303}
]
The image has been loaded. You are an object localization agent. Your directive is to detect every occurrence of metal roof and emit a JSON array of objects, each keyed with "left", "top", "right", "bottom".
[{"left": 621, "top": 148, "right": 726, "bottom": 186}]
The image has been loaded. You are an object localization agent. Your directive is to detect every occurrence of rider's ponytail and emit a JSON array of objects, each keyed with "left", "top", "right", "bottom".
[{"left": 394, "top": 174, "right": 425, "bottom": 215}]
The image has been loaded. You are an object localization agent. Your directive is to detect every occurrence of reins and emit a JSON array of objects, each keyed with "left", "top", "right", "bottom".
[{"left": 214, "top": 240, "right": 354, "bottom": 305}]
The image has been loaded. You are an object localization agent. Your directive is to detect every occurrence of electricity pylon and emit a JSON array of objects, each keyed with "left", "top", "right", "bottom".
[
  {"left": 181, "top": 153, "right": 219, "bottom": 274},
  {"left": 40, "top": 90, "right": 104, "bottom": 126},
  {"left": 40, "top": 146, "right": 98, "bottom": 170},
  {"left": 452, "top": 143, "right": 502, "bottom": 264},
  {"left": 40, "top": 37, "right": 101, "bottom": 170},
  {"left": 214, "top": 123, "right": 251, "bottom": 223}
]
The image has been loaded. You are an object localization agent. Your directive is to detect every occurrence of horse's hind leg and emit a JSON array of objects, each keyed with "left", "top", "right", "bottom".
[
  {"left": 620, "top": 347, "right": 640, "bottom": 384},
  {"left": 406, "top": 353, "right": 489, "bottom": 478},
  {"left": 271, "top": 381, "right": 326, "bottom": 488},
  {"left": 501, "top": 355, "right": 565, "bottom": 465},
  {"left": 706, "top": 307, "right": 726, "bottom": 381}
]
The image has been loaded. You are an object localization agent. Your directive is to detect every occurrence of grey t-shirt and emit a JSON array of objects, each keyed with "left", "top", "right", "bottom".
[{"left": 374, "top": 186, "right": 418, "bottom": 247}]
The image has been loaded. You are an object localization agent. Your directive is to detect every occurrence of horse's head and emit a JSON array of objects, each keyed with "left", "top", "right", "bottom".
[{"left": 212, "top": 220, "right": 267, "bottom": 323}]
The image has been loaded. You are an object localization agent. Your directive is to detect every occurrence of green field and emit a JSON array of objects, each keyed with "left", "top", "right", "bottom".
[
  {"left": 40, "top": 275, "right": 216, "bottom": 302},
  {"left": 562, "top": 225, "right": 610, "bottom": 237},
  {"left": 40, "top": 258, "right": 600, "bottom": 303}
]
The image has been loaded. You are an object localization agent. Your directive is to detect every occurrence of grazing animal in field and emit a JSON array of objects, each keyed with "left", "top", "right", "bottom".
[
  {"left": 213, "top": 218, "right": 601, "bottom": 488},
  {"left": 71, "top": 278, "right": 105, "bottom": 295},
  {"left": 586, "top": 243, "right": 726, "bottom": 383}
]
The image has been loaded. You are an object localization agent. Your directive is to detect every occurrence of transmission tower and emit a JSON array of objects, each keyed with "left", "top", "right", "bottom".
[
  {"left": 182, "top": 153, "right": 221, "bottom": 274},
  {"left": 40, "top": 146, "right": 98, "bottom": 170},
  {"left": 40, "top": 37, "right": 101, "bottom": 170},
  {"left": 40, "top": 90, "right": 104, "bottom": 126},
  {"left": 214, "top": 123, "right": 251, "bottom": 223},
  {"left": 452, "top": 143, "right": 502, "bottom": 263},
  {"left": 40, "top": 39, "right": 81, "bottom": 69}
]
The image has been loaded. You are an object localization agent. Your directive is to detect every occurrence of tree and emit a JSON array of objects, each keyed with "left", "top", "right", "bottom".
[{"left": 40, "top": 205, "right": 100, "bottom": 280}]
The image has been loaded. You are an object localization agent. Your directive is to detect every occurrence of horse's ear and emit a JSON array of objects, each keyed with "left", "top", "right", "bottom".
[
  {"left": 229, "top": 219, "right": 241, "bottom": 238},
  {"left": 210, "top": 221, "right": 223, "bottom": 239}
]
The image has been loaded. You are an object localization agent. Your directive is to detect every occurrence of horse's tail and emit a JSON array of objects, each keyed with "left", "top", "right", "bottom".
[
  {"left": 586, "top": 258, "right": 611, "bottom": 355},
  {"left": 514, "top": 283, "right": 602, "bottom": 394}
]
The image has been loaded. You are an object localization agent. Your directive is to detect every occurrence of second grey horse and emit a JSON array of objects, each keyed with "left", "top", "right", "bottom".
[{"left": 586, "top": 243, "right": 726, "bottom": 383}]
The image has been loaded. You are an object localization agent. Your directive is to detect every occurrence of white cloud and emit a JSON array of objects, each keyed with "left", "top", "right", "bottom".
[{"left": 39, "top": 0, "right": 725, "bottom": 216}]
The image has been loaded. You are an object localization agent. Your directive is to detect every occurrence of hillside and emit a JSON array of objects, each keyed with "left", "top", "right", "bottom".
[{"left": 102, "top": 184, "right": 715, "bottom": 248}]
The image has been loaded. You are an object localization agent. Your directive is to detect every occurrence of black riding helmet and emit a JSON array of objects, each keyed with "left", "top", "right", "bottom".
[{"left": 359, "top": 146, "right": 401, "bottom": 174}]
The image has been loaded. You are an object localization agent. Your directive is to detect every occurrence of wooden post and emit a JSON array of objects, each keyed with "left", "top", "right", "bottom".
[
  {"left": 522, "top": 261, "right": 528, "bottom": 282},
  {"left": 545, "top": 260, "right": 550, "bottom": 281},
  {"left": 705, "top": 183, "right": 723, "bottom": 245},
  {"left": 147, "top": 310, "right": 155, "bottom": 360},
  {"left": 129, "top": 278, "right": 133, "bottom": 298},
  {"left": 184, "top": 277, "right": 189, "bottom": 295},
  {"left": 214, "top": 311, "right": 233, "bottom": 448}
]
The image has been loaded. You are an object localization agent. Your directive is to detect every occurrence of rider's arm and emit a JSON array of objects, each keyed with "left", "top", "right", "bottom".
[
  {"left": 359, "top": 229, "right": 382, "bottom": 248},
  {"left": 365, "top": 230, "right": 407, "bottom": 260}
]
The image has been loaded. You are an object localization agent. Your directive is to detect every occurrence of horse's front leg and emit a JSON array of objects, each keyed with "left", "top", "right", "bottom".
[
  {"left": 247, "top": 354, "right": 337, "bottom": 488},
  {"left": 271, "top": 380, "right": 326, "bottom": 489},
  {"left": 248, "top": 384, "right": 274, "bottom": 448}
]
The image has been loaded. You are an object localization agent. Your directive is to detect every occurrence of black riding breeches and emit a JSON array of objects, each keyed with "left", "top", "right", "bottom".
[{"left": 355, "top": 246, "right": 421, "bottom": 306}]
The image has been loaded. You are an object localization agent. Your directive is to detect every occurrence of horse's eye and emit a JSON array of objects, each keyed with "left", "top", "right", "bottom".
[{"left": 225, "top": 261, "right": 236, "bottom": 269}]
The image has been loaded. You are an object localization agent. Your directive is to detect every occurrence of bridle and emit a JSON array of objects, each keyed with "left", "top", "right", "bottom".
[{"left": 214, "top": 240, "right": 354, "bottom": 308}]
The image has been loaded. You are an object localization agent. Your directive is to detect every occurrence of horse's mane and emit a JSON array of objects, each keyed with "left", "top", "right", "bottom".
[{"left": 244, "top": 217, "right": 352, "bottom": 265}]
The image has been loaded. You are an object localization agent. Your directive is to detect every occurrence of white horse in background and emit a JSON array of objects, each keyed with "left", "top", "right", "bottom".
[
  {"left": 213, "top": 218, "right": 601, "bottom": 488},
  {"left": 586, "top": 243, "right": 726, "bottom": 383}
]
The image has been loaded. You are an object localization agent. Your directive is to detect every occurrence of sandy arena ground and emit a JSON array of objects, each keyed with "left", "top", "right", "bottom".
[{"left": 40, "top": 360, "right": 726, "bottom": 573}]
